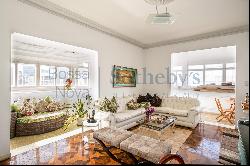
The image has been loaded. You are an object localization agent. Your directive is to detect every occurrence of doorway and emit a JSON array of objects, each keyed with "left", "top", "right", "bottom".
[
  {"left": 171, "top": 46, "right": 236, "bottom": 128},
  {"left": 10, "top": 33, "right": 99, "bottom": 155}
]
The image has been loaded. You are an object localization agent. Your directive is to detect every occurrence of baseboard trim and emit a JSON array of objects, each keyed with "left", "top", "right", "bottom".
[{"left": 0, "top": 153, "right": 11, "bottom": 162}]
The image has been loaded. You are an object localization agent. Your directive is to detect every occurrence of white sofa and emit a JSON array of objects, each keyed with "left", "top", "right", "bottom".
[
  {"left": 106, "top": 96, "right": 146, "bottom": 130},
  {"left": 97, "top": 96, "right": 200, "bottom": 130},
  {"left": 154, "top": 96, "right": 200, "bottom": 129}
]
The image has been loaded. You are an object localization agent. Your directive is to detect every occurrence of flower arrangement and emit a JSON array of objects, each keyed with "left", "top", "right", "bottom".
[
  {"left": 65, "top": 78, "right": 73, "bottom": 90},
  {"left": 145, "top": 107, "right": 155, "bottom": 120}
]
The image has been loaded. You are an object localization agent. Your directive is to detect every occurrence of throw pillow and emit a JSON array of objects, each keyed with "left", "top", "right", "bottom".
[
  {"left": 34, "top": 100, "right": 49, "bottom": 113},
  {"left": 47, "top": 102, "right": 62, "bottom": 112},
  {"left": 99, "top": 96, "right": 119, "bottom": 113},
  {"left": 127, "top": 99, "right": 140, "bottom": 110},
  {"left": 137, "top": 93, "right": 162, "bottom": 107},
  {"left": 19, "top": 99, "right": 35, "bottom": 116},
  {"left": 139, "top": 102, "right": 151, "bottom": 109},
  {"left": 44, "top": 96, "right": 53, "bottom": 103}
]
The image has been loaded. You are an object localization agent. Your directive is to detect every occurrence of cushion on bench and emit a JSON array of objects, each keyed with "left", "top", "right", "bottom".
[
  {"left": 93, "top": 127, "right": 133, "bottom": 147},
  {"left": 120, "top": 134, "right": 172, "bottom": 164}
]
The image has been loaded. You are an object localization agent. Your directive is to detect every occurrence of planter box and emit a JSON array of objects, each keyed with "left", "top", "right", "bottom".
[
  {"left": 15, "top": 115, "right": 68, "bottom": 137},
  {"left": 10, "top": 112, "right": 17, "bottom": 139}
]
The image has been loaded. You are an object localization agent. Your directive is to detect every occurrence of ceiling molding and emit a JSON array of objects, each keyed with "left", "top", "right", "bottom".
[
  {"left": 18, "top": 0, "right": 249, "bottom": 50},
  {"left": 145, "top": 25, "right": 249, "bottom": 49}
]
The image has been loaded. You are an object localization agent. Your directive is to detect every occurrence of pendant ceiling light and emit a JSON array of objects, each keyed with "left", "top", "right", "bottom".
[{"left": 144, "top": 0, "right": 175, "bottom": 24}]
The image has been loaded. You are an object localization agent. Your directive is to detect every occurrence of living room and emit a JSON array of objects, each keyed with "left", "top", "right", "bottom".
[{"left": 0, "top": 0, "right": 249, "bottom": 165}]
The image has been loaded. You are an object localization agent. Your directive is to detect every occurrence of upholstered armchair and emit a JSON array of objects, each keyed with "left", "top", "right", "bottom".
[{"left": 238, "top": 119, "right": 249, "bottom": 165}]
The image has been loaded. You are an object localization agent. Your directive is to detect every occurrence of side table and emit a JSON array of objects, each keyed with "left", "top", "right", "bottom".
[{"left": 82, "top": 120, "right": 101, "bottom": 144}]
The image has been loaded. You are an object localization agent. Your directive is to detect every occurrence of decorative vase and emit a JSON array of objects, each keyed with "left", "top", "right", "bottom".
[
  {"left": 146, "top": 114, "right": 151, "bottom": 122},
  {"left": 77, "top": 115, "right": 87, "bottom": 126}
]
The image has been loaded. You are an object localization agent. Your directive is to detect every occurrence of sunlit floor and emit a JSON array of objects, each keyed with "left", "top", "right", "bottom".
[{"left": 200, "top": 112, "right": 235, "bottom": 129}]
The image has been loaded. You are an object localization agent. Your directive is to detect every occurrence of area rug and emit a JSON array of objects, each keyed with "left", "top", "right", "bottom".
[
  {"left": 219, "top": 128, "right": 240, "bottom": 165},
  {"left": 131, "top": 126, "right": 192, "bottom": 154}
]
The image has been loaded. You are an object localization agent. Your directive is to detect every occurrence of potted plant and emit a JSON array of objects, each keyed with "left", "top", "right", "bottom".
[
  {"left": 64, "top": 99, "right": 88, "bottom": 130},
  {"left": 74, "top": 99, "right": 88, "bottom": 125}
]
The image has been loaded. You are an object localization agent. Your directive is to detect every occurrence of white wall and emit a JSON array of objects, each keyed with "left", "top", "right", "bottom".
[
  {"left": 0, "top": 0, "right": 145, "bottom": 160},
  {"left": 145, "top": 32, "right": 249, "bottom": 124}
]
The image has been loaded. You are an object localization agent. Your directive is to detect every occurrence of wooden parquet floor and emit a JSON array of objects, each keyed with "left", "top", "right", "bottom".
[{"left": 1, "top": 123, "right": 228, "bottom": 165}]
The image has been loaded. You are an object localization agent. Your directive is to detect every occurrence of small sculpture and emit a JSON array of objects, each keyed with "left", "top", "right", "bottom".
[{"left": 85, "top": 95, "right": 97, "bottom": 123}]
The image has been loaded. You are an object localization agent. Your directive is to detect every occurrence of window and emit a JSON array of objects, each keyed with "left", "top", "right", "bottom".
[
  {"left": 17, "top": 64, "right": 36, "bottom": 86},
  {"left": 226, "top": 63, "right": 236, "bottom": 68},
  {"left": 225, "top": 63, "right": 236, "bottom": 84},
  {"left": 11, "top": 63, "right": 15, "bottom": 87},
  {"left": 172, "top": 66, "right": 183, "bottom": 86},
  {"left": 187, "top": 65, "right": 204, "bottom": 86},
  {"left": 77, "top": 68, "right": 89, "bottom": 86},
  {"left": 226, "top": 69, "right": 236, "bottom": 84},
  {"left": 82, "top": 63, "right": 89, "bottom": 68},
  {"left": 205, "top": 70, "right": 223, "bottom": 85},
  {"left": 205, "top": 64, "right": 223, "bottom": 85},
  {"left": 188, "top": 65, "right": 204, "bottom": 70},
  {"left": 40, "top": 65, "right": 56, "bottom": 86},
  {"left": 205, "top": 64, "right": 223, "bottom": 69},
  {"left": 56, "top": 67, "right": 70, "bottom": 86},
  {"left": 188, "top": 71, "right": 203, "bottom": 86}
]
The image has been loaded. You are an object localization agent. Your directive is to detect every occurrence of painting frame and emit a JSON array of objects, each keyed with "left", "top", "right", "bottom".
[{"left": 112, "top": 65, "right": 137, "bottom": 88}]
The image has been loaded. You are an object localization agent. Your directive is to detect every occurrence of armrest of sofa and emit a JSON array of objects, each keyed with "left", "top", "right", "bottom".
[
  {"left": 188, "top": 107, "right": 199, "bottom": 117},
  {"left": 108, "top": 113, "right": 116, "bottom": 128}
]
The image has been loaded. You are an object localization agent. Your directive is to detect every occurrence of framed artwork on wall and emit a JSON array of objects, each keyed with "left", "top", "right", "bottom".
[{"left": 113, "top": 65, "right": 137, "bottom": 87}]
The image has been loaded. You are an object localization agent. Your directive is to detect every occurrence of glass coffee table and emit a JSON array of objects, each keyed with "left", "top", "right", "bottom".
[{"left": 137, "top": 113, "right": 177, "bottom": 135}]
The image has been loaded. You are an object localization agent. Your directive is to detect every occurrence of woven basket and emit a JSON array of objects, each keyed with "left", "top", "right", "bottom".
[
  {"left": 10, "top": 112, "right": 17, "bottom": 139},
  {"left": 15, "top": 115, "right": 68, "bottom": 137}
]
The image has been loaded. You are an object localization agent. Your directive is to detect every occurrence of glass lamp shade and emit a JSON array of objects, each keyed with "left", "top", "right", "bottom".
[
  {"left": 146, "top": 13, "right": 175, "bottom": 24},
  {"left": 144, "top": 0, "right": 174, "bottom": 6}
]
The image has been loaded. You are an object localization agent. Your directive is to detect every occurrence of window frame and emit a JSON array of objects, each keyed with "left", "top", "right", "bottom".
[
  {"left": 76, "top": 66, "right": 89, "bottom": 87},
  {"left": 40, "top": 65, "right": 56, "bottom": 86},
  {"left": 11, "top": 62, "right": 90, "bottom": 91},
  {"left": 17, "top": 63, "right": 37, "bottom": 87},
  {"left": 11, "top": 63, "right": 16, "bottom": 87}
]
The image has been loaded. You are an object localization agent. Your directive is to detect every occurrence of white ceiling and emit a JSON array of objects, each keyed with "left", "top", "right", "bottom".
[
  {"left": 12, "top": 33, "right": 97, "bottom": 66},
  {"left": 47, "top": 0, "right": 249, "bottom": 45}
]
